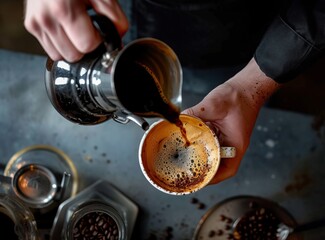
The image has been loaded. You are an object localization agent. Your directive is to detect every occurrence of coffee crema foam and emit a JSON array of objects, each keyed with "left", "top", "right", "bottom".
[{"left": 152, "top": 121, "right": 219, "bottom": 193}]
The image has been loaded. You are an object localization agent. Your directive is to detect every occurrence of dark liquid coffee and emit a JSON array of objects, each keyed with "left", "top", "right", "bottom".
[
  {"left": 0, "top": 211, "right": 19, "bottom": 240},
  {"left": 174, "top": 118, "right": 191, "bottom": 146},
  {"left": 146, "top": 115, "right": 219, "bottom": 193},
  {"left": 115, "top": 59, "right": 190, "bottom": 145},
  {"left": 115, "top": 60, "right": 179, "bottom": 121}
]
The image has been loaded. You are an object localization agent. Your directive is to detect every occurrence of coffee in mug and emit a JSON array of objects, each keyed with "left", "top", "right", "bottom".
[{"left": 139, "top": 114, "right": 236, "bottom": 195}]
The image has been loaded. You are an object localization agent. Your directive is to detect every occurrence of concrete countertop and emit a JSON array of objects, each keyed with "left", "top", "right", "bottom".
[{"left": 0, "top": 49, "right": 324, "bottom": 239}]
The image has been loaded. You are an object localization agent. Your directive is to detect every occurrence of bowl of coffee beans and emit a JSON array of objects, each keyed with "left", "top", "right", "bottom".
[
  {"left": 67, "top": 202, "right": 126, "bottom": 240},
  {"left": 192, "top": 195, "right": 300, "bottom": 240}
]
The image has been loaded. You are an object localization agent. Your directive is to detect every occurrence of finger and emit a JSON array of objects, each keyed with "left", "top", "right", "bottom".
[
  {"left": 34, "top": 12, "right": 85, "bottom": 62},
  {"left": 209, "top": 156, "right": 241, "bottom": 184},
  {"left": 209, "top": 164, "right": 232, "bottom": 184},
  {"left": 24, "top": 17, "right": 62, "bottom": 60},
  {"left": 204, "top": 122, "right": 219, "bottom": 133},
  {"left": 45, "top": 23, "right": 84, "bottom": 62},
  {"left": 182, "top": 101, "right": 222, "bottom": 123},
  {"left": 24, "top": 4, "right": 61, "bottom": 60},
  {"left": 40, "top": 33, "right": 62, "bottom": 61},
  {"left": 89, "top": 0, "right": 129, "bottom": 36},
  {"left": 61, "top": 10, "right": 102, "bottom": 54}
]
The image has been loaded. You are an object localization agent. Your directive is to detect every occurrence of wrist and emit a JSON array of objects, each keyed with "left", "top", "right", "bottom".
[{"left": 226, "top": 58, "right": 280, "bottom": 111}]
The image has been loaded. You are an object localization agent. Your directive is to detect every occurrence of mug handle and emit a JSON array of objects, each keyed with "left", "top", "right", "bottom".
[
  {"left": 87, "top": 8, "right": 122, "bottom": 52},
  {"left": 220, "top": 147, "right": 236, "bottom": 158}
]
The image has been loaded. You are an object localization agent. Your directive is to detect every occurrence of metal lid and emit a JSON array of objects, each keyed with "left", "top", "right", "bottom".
[{"left": 13, "top": 164, "right": 57, "bottom": 208}]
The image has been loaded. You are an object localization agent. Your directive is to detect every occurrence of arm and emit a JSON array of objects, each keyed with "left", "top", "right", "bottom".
[
  {"left": 184, "top": 0, "right": 325, "bottom": 184},
  {"left": 24, "top": 0, "right": 128, "bottom": 62},
  {"left": 183, "top": 58, "right": 280, "bottom": 184}
]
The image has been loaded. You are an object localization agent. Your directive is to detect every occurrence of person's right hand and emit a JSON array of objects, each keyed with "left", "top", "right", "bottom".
[{"left": 24, "top": 0, "right": 128, "bottom": 62}]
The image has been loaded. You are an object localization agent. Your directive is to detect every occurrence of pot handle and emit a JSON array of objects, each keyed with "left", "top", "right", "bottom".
[{"left": 87, "top": 8, "right": 122, "bottom": 52}]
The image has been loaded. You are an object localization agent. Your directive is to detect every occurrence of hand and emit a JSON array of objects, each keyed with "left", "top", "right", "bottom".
[
  {"left": 183, "top": 58, "right": 280, "bottom": 184},
  {"left": 24, "top": 0, "right": 128, "bottom": 62}
]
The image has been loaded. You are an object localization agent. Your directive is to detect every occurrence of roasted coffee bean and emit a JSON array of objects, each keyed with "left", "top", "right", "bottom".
[
  {"left": 73, "top": 211, "right": 119, "bottom": 240},
  {"left": 208, "top": 230, "right": 216, "bottom": 237}
]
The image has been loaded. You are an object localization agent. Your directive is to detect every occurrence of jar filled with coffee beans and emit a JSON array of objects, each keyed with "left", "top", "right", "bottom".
[
  {"left": 50, "top": 180, "right": 138, "bottom": 240},
  {"left": 66, "top": 202, "right": 126, "bottom": 240}
]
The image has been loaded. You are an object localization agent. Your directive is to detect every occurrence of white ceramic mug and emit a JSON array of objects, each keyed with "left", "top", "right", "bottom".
[{"left": 139, "top": 114, "right": 236, "bottom": 195}]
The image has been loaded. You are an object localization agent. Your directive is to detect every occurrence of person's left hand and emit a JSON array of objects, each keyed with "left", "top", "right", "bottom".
[
  {"left": 183, "top": 82, "right": 257, "bottom": 184},
  {"left": 182, "top": 58, "right": 280, "bottom": 184}
]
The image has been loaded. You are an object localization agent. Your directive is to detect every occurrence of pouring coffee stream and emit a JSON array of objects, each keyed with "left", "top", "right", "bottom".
[
  {"left": 115, "top": 60, "right": 179, "bottom": 122},
  {"left": 117, "top": 59, "right": 190, "bottom": 145}
]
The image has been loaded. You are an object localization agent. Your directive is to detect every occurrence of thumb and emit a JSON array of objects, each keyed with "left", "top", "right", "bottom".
[
  {"left": 182, "top": 101, "right": 219, "bottom": 123},
  {"left": 182, "top": 104, "right": 205, "bottom": 118},
  {"left": 89, "top": 0, "right": 129, "bottom": 36}
]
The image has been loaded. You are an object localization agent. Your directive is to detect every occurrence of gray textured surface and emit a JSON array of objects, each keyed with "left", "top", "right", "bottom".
[{"left": 0, "top": 49, "right": 325, "bottom": 239}]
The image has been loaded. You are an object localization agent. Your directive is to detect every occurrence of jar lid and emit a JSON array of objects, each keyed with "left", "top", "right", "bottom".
[{"left": 12, "top": 164, "right": 57, "bottom": 207}]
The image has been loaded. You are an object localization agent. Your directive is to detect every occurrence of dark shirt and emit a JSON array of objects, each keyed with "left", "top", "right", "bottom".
[
  {"left": 134, "top": 0, "right": 325, "bottom": 83},
  {"left": 255, "top": 0, "right": 325, "bottom": 82}
]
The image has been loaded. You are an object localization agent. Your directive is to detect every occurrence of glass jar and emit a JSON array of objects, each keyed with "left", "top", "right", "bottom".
[
  {"left": 66, "top": 201, "right": 126, "bottom": 239},
  {"left": 0, "top": 194, "right": 40, "bottom": 240},
  {"left": 50, "top": 180, "right": 138, "bottom": 240}
]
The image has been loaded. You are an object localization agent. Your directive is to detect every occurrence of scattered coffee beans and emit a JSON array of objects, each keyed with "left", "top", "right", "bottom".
[{"left": 72, "top": 211, "right": 119, "bottom": 240}]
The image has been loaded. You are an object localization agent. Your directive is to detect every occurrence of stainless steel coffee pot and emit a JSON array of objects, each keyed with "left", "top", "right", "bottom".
[{"left": 45, "top": 10, "right": 182, "bottom": 130}]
